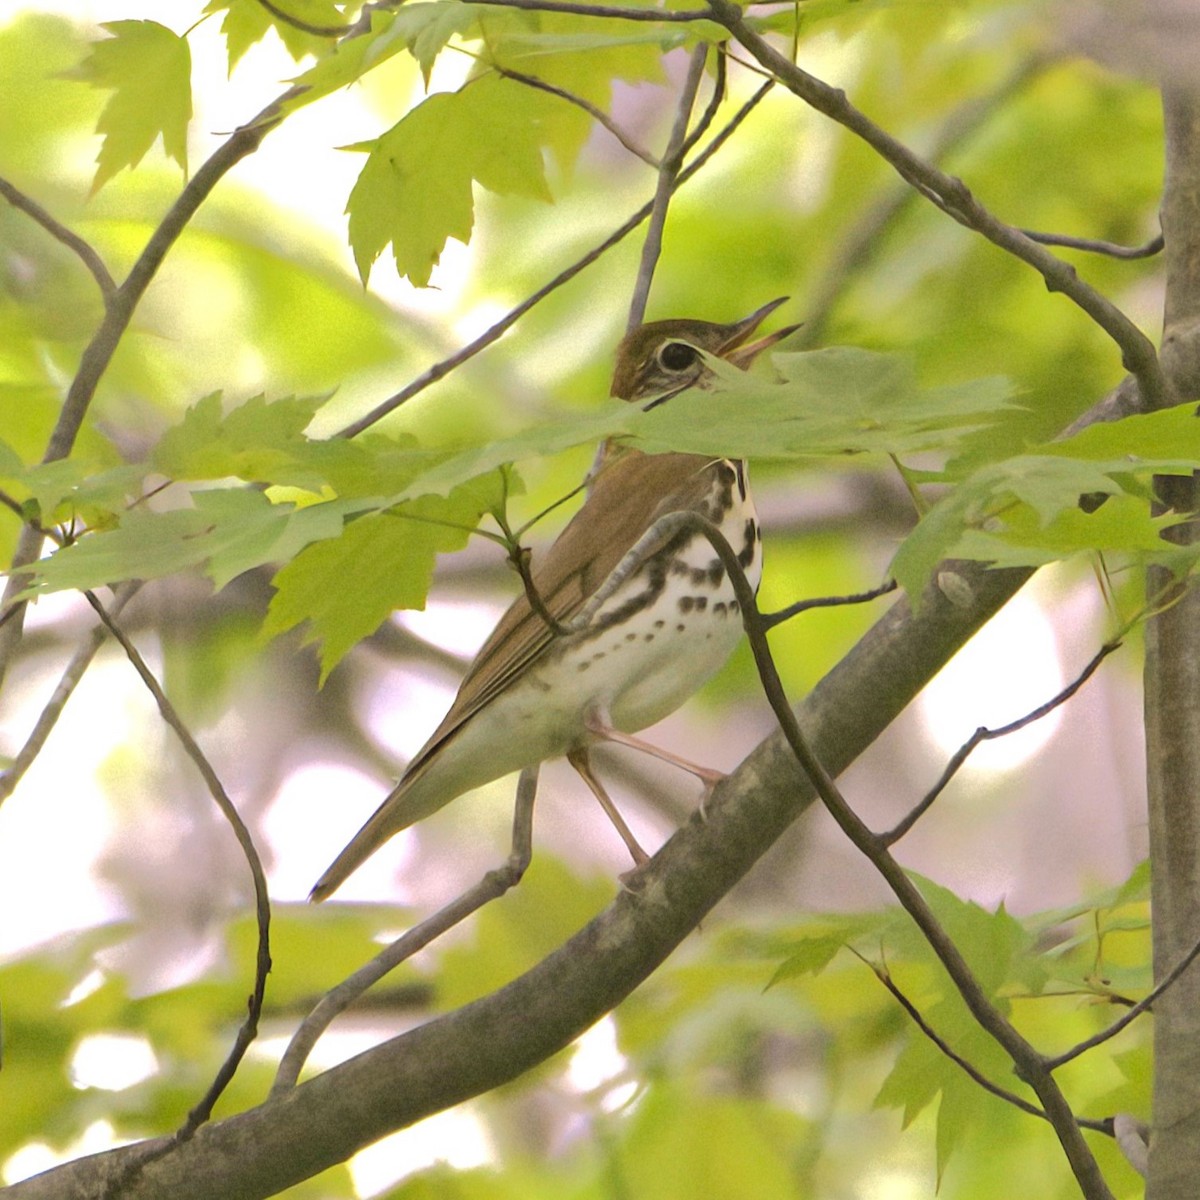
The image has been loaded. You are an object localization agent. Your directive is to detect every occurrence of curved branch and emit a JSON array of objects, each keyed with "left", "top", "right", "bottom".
[
  {"left": 83, "top": 593, "right": 272, "bottom": 1144},
  {"left": 0, "top": 98, "right": 287, "bottom": 686},
  {"left": 496, "top": 65, "right": 659, "bottom": 165},
  {"left": 0, "top": 581, "right": 140, "bottom": 808},
  {"left": 253, "top": 0, "right": 347, "bottom": 36},
  {"left": 851, "top": 948, "right": 1111, "bottom": 1135},
  {"left": 708, "top": 0, "right": 1168, "bottom": 412},
  {"left": 1021, "top": 229, "right": 1164, "bottom": 261},
  {"left": 444, "top": 0, "right": 714, "bottom": 20},
  {"left": 882, "top": 638, "right": 1124, "bottom": 844},
  {"left": 0, "top": 175, "right": 116, "bottom": 299}
]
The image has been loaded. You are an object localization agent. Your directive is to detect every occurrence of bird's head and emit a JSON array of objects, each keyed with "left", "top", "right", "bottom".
[{"left": 611, "top": 297, "right": 799, "bottom": 405}]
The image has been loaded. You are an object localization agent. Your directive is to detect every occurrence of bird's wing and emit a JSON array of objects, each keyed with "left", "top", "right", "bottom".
[{"left": 404, "top": 450, "right": 716, "bottom": 771}]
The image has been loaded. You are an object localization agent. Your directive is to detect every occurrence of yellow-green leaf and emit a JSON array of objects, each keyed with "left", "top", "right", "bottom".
[
  {"left": 346, "top": 75, "right": 554, "bottom": 287},
  {"left": 72, "top": 20, "right": 192, "bottom": 191}
]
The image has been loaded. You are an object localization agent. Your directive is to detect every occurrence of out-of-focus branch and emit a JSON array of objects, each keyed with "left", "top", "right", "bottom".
[
  {"left": 0, "top": 175, "right": 117, "bottom": 299},
  {"left": 0, "top": 581, "right": 140, "bottom": 808},
  {"left": 83, "top": 593, "right": 272, "bottom": 1144}
]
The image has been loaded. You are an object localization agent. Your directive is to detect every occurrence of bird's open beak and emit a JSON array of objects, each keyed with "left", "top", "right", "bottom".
[{"left": 719, "top": 296, "right": 801, "bottom": 367}]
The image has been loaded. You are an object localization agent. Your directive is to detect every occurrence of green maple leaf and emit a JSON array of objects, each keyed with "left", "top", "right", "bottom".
[
  {"left": 346, "top": 74, "right": 554, "bottom": 287},
  {"left": 287, "top": 4, "right": 479, "bottom": 111},
  {"left": 71, "top": 20, "right": 192, "bottom": 192},
  {"left": 204, "top": 0, "right": 344, "bottom": 70},
  {"left": 264, "top": 478, "right": 504, "bottom": 681}
]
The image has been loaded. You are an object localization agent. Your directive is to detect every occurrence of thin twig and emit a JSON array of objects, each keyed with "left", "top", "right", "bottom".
[
  {"left": 496, "top": 65, "right": 658, "bottom": 166},
  {"left": 492, "top": 506, "right": 572, "bottom": 635},
  {"left": 677, "top": 50, "right": 726, "bottom": 160},
  {"left": 627, "top": 45, "right": 709, "bottom": 331},
  {"left": 604, "top": 509, "right": 1114, "bottom": 1200},
  {"left": 272, "top": 767, "right": 539, "bottom": 1093},
  {"left": 444, "top": 0, "right": 714, "bottom": 19},
  {"left": 0, "top": 581, "right": 141, "bottom": 808},
  {"left": 334, "top": 80, "right": 773, "bottom": 439},
  {"left": 761, "top": 579, "right": 896, "bottom": 629},
  {"left": 0, "top": 175, "right": 117, "bottom": 299},
  {"left": 0, "top": 95, "right": 288, "bottom": 688},
  {"left": 709, "top": 0, "right": 1168, "bottom": 419},
  {"left": 1021, "top": 229, "right": 1164, "bottom": 261},
  {"left": 1046, "top": 928, "right": 1200, "bottom": 1070},
  {"left": 849, "top": 947, "right": 1111, "bottom": 1134},
  {"left": 83, "top": 592, "right": 272, "bottom": 1141},
  {"left": 253, "top": 0, "right": 347, "bottom": 36},
  {"left": 882, "top": 639, "right": 1124, "bottom": 845}
]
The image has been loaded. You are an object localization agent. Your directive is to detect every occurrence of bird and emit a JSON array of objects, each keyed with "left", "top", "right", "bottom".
[{"left": 311, "top": 298, "right": 797, "bottom": 902}]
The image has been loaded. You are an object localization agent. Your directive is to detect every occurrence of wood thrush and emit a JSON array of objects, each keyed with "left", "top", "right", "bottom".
[{"left": 311, "top": 298, "right": 796, "bottom": 901}]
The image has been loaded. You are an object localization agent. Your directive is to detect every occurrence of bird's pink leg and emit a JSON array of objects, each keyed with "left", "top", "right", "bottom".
[
  {"left": 567, "top": 746, "right": 650, "bottom": 867},
  {"left": 582, "top": 710, "right": 726, "bottom": 815}
]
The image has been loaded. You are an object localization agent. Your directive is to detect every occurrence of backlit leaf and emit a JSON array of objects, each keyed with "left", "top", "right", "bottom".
[
  {"left": 346, "top": 75, "right": 554, "bottom": 286},
  {"left": 72, "top": 20, "right": 191, "bottom": 191}
]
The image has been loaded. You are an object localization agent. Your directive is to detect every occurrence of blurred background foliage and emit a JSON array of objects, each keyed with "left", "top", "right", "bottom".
[{"left": 0, "top": 1, "right": 1161, "bottom": 1196}]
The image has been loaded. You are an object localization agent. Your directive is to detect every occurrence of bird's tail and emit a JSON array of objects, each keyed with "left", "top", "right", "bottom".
[{"left": 309, "top": 771, "right": 437, "bottom": 902}]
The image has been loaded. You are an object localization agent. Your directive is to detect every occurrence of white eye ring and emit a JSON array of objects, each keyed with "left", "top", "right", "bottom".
[{"left": 656, "top": 341, "right": 699, "bottom": 372}]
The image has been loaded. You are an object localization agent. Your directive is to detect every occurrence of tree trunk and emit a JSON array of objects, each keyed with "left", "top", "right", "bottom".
[{"left": 1146, "top": 86, "right": 1200, "bottom": 1200}]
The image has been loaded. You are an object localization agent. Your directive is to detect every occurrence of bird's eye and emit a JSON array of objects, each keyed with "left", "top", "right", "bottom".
[{"left": 657, "top": 341, "right": 698, "bottom": 372}]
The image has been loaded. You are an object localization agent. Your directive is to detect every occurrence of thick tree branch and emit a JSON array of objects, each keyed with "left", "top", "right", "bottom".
[
  {"left": 1143, "top": 85, "right": 1200, "bottom": 1199},
  {"left": 13, "top": 301, "right": 1186, "bottom": 1195},
  {"left": 6, "top": 551, "right": 1039, "bottom": 1200}
]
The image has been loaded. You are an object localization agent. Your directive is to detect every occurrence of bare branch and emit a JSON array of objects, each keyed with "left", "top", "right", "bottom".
[
  {"left": 272, "top": 768, "right": 538, "bottom": 1093},
  {"left": 496, "top": 65, "right": 659, "bottom": 166},
  {"left": 627, "top": 45, "right": 710, "bottom": 330},
  {"left": 82, "top": 592, "right": 272, "bottom": 1142},
  {"left": 442, "top": 0, "right": 714, "bottom": 20},
  {"left": 761, "top": 579, "right": 896, "bottom": 629},
  {"left": 0, "top": 175, "right": 117, "bottom": 299},
  {"left": 335, "top": 80, "right": 773, "bottom": 439},
  {"left": 0, "top": 581, "right": 140, "bottom": 808},
  {"left": 882, "top": 638, "right": 1124, "bottom": 845},
  {"left": 1021, "top": 229, "right": 1164, "bottom": 261},
  {"left": 709, "top": 0, "right": 1168, "bottom": 416},
  {"left": 1046, "top": 927, "right": 1200, "bottom": 1071}
]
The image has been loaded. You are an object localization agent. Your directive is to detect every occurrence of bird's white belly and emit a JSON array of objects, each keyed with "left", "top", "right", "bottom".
[{"left": 528, "top": 489, "right": 760, "bottom": 733}]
